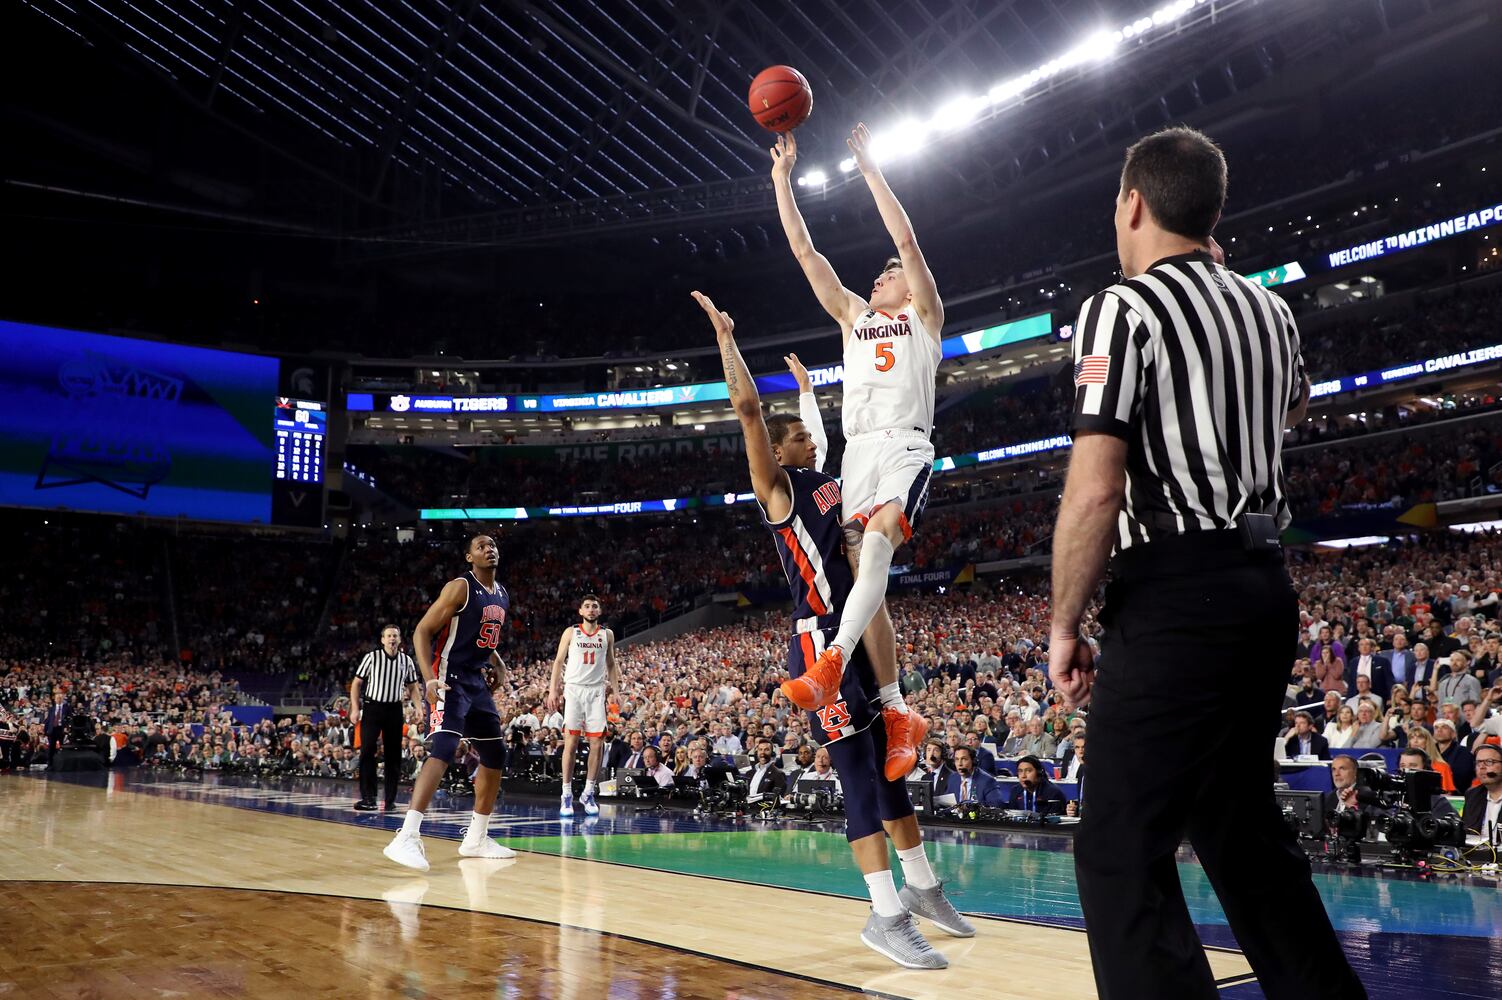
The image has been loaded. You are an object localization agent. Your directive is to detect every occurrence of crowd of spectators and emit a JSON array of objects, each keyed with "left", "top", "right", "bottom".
[{"left": 10, "top": 526, "right": 1502, "bottom": 795}]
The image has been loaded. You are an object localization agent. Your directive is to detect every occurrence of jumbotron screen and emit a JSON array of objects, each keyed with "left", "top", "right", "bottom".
[{"left": 0, "top": 320, "right": 283, "bottom": 522}]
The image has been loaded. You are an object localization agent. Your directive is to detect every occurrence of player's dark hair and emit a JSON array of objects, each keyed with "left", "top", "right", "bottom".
[
  {"left": 579, "top": 593, "right": 600, "bottom": 606},
  {"left": 1120, "top": 126, "right": 1226, "bottom": 240},
  {"left": 466, "top": 532, "right": 494, "bottom": 552},
  {"left": 765, "top": 413, "right": 803, "bottom": 448},
  {"left": 881, "top": 255, "right": 902, "bottom": 274}
]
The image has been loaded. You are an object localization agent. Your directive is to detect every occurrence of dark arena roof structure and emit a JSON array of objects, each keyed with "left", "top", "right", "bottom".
[{"left": 2, "top": 0, "right": 1487, "bottom": 359}]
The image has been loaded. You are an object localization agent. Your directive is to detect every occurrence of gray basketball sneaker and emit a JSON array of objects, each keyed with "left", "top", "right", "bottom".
[
  {"left": 860, "top": 909, "right": 949, "bottom": 969},
  {"left": 899, "top": 881, "right": 976, "bottom": 937}
]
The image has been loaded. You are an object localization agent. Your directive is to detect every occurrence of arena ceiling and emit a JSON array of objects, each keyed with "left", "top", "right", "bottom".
[{"left": 12, "top": 0, "right": 1460, "bottom": 255}]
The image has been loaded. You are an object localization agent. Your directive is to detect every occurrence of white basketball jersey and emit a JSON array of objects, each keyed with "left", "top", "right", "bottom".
[
  {"left": 564, "top": 625, "right": 609, "bottom": 686},
  {"left": 841, "top": 307, "right": 940, "bottom": 438}
]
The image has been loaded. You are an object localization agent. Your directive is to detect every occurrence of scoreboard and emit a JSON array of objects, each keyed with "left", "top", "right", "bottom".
[
  {"left": 275, "top": 398, "right": 326, "bottom": 484},
  {"left": 272, "top": 397, "right": 326, "bottom": 526}
]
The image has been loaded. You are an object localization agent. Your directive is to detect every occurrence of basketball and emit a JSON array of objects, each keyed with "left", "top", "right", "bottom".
[{"left": 748, "top": 65, "right": 812, "bottom": 133}]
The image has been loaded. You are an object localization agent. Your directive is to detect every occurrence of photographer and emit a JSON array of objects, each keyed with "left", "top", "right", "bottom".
[
  {"left": 1395, "top": 748, "right": 1458, "bottom": 818},
  {"left": 1323, "top": 756, "right": 1362, "bottom": 819}
]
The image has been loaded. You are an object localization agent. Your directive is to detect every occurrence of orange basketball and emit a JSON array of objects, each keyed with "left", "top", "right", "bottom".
[{"left": 748, "top": 65, "right": 812, "bottom": 133}]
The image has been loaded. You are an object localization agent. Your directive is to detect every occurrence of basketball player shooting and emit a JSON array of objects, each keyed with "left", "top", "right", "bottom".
[
  {"left": 692, "top": 289, "right": 970, "bottom": 969},
  {"left": 770, "top": 125, "right": 942, "bottom": 781},
  {"left": 382, "top": 533, "right": 516, "bottom": 871},
  {"left": 546, "top": 595, "right": 618, "bottom": 818}
]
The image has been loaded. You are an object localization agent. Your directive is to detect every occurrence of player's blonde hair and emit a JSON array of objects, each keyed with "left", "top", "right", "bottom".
[{"left": 881, "top": 255, "right": 902, "bottom": 273}]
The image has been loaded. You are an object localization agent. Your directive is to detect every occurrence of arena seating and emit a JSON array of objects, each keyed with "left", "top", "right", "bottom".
[{"left": 6, "top": 507, "right": 1502, "bottom": 781}]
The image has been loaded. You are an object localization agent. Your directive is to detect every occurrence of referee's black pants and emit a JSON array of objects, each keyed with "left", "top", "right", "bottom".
[
  {"left": 359, "top": 701, "right": 405, "bottom": 807},
  {"left": 1074, "top": 534, "right": 1365, "bottom": 1000}
]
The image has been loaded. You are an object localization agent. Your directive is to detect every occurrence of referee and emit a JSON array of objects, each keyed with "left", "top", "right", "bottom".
[
  {"left": 351, "top": 624, "right": 420, "bottom": 812},
  {"left": 1048, "top": 127, "right": 1364, "bottom": 1000}
]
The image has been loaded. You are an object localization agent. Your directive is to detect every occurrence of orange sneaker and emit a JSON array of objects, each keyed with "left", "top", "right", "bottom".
[
  {"left": 780, "top": 647, "right": 845, "bottom": 709},
  {"left": 883, "top": 707, "right": 928, "bottom": 783}
]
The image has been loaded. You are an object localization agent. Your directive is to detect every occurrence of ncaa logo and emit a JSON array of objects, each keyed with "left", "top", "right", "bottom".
[{"left": 390, "top": 395, "right": 411, "bottom": 412}]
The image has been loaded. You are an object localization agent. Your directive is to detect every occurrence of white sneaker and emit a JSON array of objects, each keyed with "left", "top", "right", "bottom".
[
  {"left": 383, "top": 832, "right": 430, "bottom": 872},
  {"left": 459, "top": 837, "right": 516, "bottom": 859},
  {"left": 559, "top": 791, "right": 574, "bottom": 818}
]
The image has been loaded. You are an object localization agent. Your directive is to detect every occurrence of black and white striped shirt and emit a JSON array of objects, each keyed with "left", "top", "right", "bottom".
[
  {"left": 355, "top": 649, "right": 418, "bottom": 703},
  {"left": 1070, "top": 249, "right": 1304, "bottom": 551}
]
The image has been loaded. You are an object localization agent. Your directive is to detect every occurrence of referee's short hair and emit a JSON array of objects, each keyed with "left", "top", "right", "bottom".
[
  {"left": 380, "top": 623, "right": 400, "bottom": 636},
  {"left": 1121, "top": 126, "right": 1227, "bottom": 240}
]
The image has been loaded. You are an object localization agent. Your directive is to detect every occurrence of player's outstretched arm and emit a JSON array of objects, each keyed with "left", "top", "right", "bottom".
[
  {"left": 785, "top": 352, "right": 828, "bottom": 473},
  {"left": 770, "top": 133, "right": 865, "bottom": 333},
  {"left": 847, "top": 123, "right": 944, "bottom": 338},
  {"left": 412, "top": 578, "right": 467, "bottom": 701},
  {"left": 605, "top": 629, "right": 620, "bottom": 695},
  {"left": 693, "top": 290, "right": 792, "bottom": 521},
  {"left": 546, "top": 629, "right": 570, "bottom": 713}
]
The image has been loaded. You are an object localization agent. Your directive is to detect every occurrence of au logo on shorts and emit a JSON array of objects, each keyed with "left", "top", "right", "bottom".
[{"left": 817, "top": 701, "right": 852, "bottom": 736}]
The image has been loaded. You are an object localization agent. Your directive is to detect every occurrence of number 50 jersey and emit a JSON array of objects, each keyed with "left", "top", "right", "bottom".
[{"left": 433, "top": 571, "right": 510, "bottom": 681}]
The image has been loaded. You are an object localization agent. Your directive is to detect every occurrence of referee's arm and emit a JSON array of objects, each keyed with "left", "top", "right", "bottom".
[
  {"left": 349, "top": 653, "right": 371, "bottom": 727},
  {"left": 1048, "top": 292, "right": 1141, "bottom": 707},
  {"left": 1283, "top": 308, "right": 1313, "bottom": 428}
]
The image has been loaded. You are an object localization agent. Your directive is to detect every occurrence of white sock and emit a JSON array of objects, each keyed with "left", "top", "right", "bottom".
[
  {"left": 896, "top": 844, "right": 938, "bottom": 890},
  {"left": 464, "top": 811, "right": 489, "bottom": 844},
  {"left": 584, "top": 779, "right": 596, "bottom": 795},
  {"left": 562, "top": 783, "right": 573, "bottom": 798},
  {"left": 833, "top": 534, "right": 896, "bottom": 657},
  {"left": 401, "top": 809, "right": 423, "bottom": 838},
  {"left": 864, "top": 869, "right": 904, "bottom": 918},
  {"left": 879, "top": 683, "right": 908, "bottom": 713}
]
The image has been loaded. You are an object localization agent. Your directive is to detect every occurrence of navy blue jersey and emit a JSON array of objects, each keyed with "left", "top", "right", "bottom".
[
  {"left": 763, "top": 466, "right": 853, "bottom": 620},
  {"left": 432, "top": 571, "right": 510, "bottom": 681}
]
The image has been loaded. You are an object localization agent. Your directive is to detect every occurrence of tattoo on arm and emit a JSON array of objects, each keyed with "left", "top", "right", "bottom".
[{"left": 722, "top": 340, "right": 740, "bottom": 399}]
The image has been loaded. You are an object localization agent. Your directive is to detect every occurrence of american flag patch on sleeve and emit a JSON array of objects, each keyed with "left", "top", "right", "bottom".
[{"left": 1074, "top": 355, "right": 1111, "bottom": 387}]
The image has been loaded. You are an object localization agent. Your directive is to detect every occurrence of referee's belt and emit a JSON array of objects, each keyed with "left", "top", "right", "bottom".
[{"left": 794, "top": 613, "right": 843, "bottom": 634}]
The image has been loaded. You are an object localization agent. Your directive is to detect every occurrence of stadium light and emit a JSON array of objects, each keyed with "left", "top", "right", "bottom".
[
  {"left": 798, "top": 0, "right": 1226, "bottom": 180},
  {"left": 934, "top": 95, "right": 988, "bottom": 132}
]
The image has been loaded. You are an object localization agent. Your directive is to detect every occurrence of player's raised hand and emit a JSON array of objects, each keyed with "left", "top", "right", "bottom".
[
  {"left": 784, "top": 352, "right": 812, "bottom": 393},
  {"left": 691, "top": 290, "right": 735, "bottom": 340},
  {"left": 770, "top": 131, "right": 797, "bottom": 181},
  {"left": 847, "top": 122, "right": 877, "bottom": 174}
]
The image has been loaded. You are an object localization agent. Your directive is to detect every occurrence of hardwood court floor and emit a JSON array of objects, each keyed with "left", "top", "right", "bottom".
[
  {"left": 2, "top": 882, "right": 847, "bottom": 1000},
  {"left": 0, "top": 776, "right": 1255, "bottom": 999}
]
